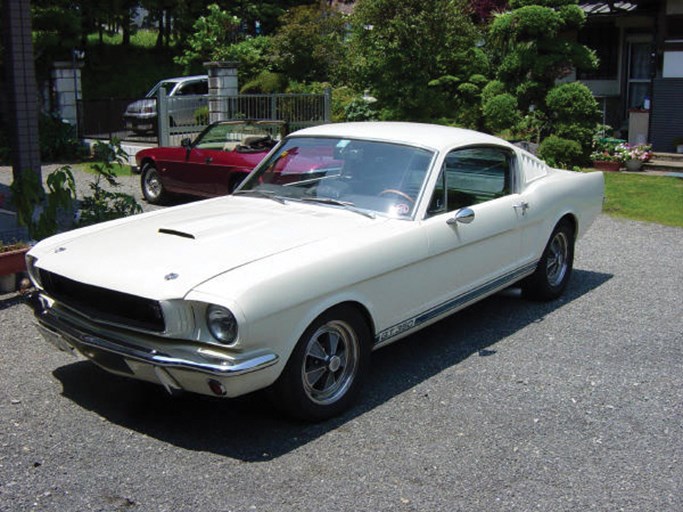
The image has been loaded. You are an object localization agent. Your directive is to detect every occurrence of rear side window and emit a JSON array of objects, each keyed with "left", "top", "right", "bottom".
[
  {"left": 176, "top": 80, "right": 208, "bottom": 96},
  {"left": 428, "top": 146, "right": 513, "bottom": 215}
]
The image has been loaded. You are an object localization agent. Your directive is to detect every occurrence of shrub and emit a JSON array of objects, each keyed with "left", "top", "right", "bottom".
[
  {"left": 39, "top": 114, "right": 82, "bottom": 162},
  {"left": 240, "top": 71, "right": 288, "bottom": 94},
  {"left": 77, "top": 139, "right": 142, "bottom": 226},
  {"left": 545, "top": 82, "right": 600, "bottom": 152},
  {"left": 344, "top": 97, "right": 379, "bottom": 122},
  {"left": 538, "top": 135, "right": 583, "bottom": 168},
  {"left": 482, "top": 93, "right": 521, "bottom": 134}
]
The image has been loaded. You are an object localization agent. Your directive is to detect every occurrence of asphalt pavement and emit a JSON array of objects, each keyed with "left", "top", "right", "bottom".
[{"left": 0, "top": 210, "right": 681, "bottom": 511}]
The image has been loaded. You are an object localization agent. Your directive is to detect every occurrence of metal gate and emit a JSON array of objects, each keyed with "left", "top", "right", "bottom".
[
  {"left": 157, "top": 89, "right": 332, "bottom": 146},
  {"left": 78, "top": 90, "right": 331, "bottom": 147}
]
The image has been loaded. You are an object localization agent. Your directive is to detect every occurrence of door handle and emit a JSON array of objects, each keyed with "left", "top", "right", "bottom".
[
  {"left": 205, "top": 157, "right": 213, "bottom": 164},
  {"left": 513, "top": 201, "right": 530, "bottom": 215}
]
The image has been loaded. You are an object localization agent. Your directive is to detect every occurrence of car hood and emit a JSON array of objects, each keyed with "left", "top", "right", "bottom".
[
  {"left": 125, "top": 98, "right": 156, "bottom": 114},
  {"left": 31, "top": 197, "right": 380, "bottom": 300}
]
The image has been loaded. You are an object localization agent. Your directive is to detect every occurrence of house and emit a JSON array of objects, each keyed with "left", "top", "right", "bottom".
[{"left": 576, "top": 0, "right": 683, "bottom": 151}]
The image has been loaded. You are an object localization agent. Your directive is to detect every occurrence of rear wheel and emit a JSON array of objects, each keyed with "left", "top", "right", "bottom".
[
  {"left": 141, "top": 162, "right": 168, "bottom": 204},
  {"left": 271, "top": 305, "right": 371, "bottom": 421},
  {"left": 522, "top": 219, "right": 575, "bottom": 301}
]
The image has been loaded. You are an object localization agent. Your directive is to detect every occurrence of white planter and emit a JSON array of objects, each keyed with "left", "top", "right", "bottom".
[{"left": 625, "top": 159, "right": 643, "bottom": 172}]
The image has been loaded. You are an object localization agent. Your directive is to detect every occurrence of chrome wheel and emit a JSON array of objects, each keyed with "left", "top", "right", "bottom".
[
  {"left": 301, "top": 320, "right": 360, "bottom": 405},
  {"left": 522, "top": 219, "right": 575, "bottom": 301},
  {"left": 271, "top": 305, "right": 370, "bottom": 420},
  {"left": 546, "top": 231, "right": 569, "bottom": 287},
  {"left": 141, "top": 164, "right": 165, "bottom": 204}
]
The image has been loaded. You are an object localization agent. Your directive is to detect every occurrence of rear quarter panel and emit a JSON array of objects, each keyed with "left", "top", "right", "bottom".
[{"left": 519, "top": 166, "right": 604, "bottom": 264}]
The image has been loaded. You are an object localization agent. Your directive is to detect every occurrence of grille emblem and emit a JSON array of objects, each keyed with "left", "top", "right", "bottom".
[{"left": 164, "top": 273, "right": 179, "bottom": 281}]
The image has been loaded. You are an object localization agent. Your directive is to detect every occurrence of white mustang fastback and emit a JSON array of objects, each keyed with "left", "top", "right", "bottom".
[{"left": 28, "top": 122, "right": 604, "bottom": 420}]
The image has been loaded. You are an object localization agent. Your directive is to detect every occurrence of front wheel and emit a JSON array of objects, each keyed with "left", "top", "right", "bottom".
[
  {"left": 270, "top": 305, "right": 371, "bottom": 421},
  {"left": 141, "top": 163, "right": 167, "bottom": 204},
  {"left": 522, "top": 219, "right": 575, "bottom": 301}
]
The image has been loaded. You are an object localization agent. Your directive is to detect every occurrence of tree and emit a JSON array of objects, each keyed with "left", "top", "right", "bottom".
[
  {"left": 347, "top": 0, "right": 481, "bottom": 120},
  {"left": 270, "top": 4, "right": 347, "bottom": 84},
  {"left": 487, "top": 0, "right": 596, "bottom": 111},
  {"left": 174, "top": 3, "right": 241, "bottom": 71}
]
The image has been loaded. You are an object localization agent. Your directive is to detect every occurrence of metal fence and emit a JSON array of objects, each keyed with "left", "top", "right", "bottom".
[
  {"left": 77, "top": 98, "right": 136, "bottom": 141},
  {"left": 78, "top": 90, "right": 331, "bottom": 147}
]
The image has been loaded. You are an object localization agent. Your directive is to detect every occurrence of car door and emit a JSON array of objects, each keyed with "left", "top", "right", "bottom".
[
  {"left": 163, "top": 124, "right": 233, "bottom": 197},
  {"left": 418, "top": 146, "right": 529, "bottom": 313}
]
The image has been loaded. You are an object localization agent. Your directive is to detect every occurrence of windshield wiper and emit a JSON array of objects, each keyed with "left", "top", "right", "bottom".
[
  {"left": 233, "top": 189, "right": 287, "bottom": 204},
  {"left": 300, "top": 197, "right": 376, "bottom": 219}
]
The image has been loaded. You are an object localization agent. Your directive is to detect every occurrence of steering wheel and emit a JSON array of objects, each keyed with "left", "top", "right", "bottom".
[{"left": 378, "top": 189, "right": 414, "bottom": 204}]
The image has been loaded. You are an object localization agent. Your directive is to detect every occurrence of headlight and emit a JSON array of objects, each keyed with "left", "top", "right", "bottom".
[{"left": 206, "top": 305, "right": 238, "bottom": 344}]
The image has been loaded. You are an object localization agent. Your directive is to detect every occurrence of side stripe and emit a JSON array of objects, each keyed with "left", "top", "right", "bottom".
[{"left": 375, "top": 261, "right": 538, "bottom": 344}]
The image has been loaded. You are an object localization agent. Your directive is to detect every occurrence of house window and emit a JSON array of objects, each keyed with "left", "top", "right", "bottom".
[
  {"left": 578, "top": 23, "right": 619, "bottom": 80},
  {"left": 627, "top": 41, "right": 654, "bottom": 109}
]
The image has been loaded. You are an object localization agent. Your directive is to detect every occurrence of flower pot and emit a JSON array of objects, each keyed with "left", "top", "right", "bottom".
[
  {"left": 625, "top": 159, "right": 643, "bottom": 172},
  {"left": 593, "top": 160, "right": 621, "bottom": 172},
  {"left": 0, "top": 247, "right": 29, "bottom": 277}
]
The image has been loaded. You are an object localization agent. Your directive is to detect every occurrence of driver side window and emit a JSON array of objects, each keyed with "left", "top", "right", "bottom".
[{"left": 427, "top": 146, "right": 513, "bottom": 217}]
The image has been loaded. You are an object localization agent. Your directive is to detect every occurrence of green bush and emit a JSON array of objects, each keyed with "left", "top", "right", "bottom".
[
  {"left": 194, "top": 106, "right": 209, "bottom": 125},
  {"left": 545, "top": 82, "right": 600, "bottom": 153},
  {"left": 344, "top": 97, "right": 379, "bottom": 122},
  {"left": 480, "top": 80, "right": 506, "bottom": 107},
  {"left": 482, "top": 93, "right": 521, "bottom": 134},
  {"left": 240, "top": 71, "right": 288, "bottom": 94},
  {"left": 39, "top": 114, "right": 83, "bottom": 162},
  {"left": 538, "top": 135, "right": 583, "bottom": 168}
]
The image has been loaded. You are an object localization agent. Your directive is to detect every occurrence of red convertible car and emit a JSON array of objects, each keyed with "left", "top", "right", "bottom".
[{"left": 136, "top": 120, "right": 285, "bottom": 204}]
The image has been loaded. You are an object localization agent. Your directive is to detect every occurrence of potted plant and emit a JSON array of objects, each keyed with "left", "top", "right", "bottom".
[
  {"left": 0, "top": 241, "right": 30, "bottom": 293},
  {"left": 590, "top": 150, "right": 622, "bottom": 171},
  {"left": 615, "top": 143, "right": 653, "bottom": 172},
  {"left": 590, "top": 131, "right": 625, "bottom": 172},
  {"left": 0, "top": 240, "right": 29, "bottom": 274}
]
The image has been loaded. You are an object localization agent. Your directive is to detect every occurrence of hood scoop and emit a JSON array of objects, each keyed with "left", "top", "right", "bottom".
[{"left": 158, "top": 228, "right": 195, "bottom": 240}]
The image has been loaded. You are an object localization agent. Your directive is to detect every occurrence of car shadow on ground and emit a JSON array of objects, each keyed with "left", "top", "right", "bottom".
[{"left": 51, "top": 268, "right": 612, "bottom": 461}]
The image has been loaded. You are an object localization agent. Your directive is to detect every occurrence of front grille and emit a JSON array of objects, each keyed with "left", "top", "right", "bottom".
[{"left": 39, "top": 270, "right": 165, "bottom": 332}]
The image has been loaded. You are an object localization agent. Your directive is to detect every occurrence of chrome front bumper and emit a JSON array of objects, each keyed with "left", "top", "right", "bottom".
[{"left": 30, "top": 293, "right": 279, "bottom": 397}]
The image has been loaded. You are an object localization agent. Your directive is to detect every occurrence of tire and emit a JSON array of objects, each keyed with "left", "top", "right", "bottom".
[
  {"left": 522, "top": 219, "right": 575, "bottom": 301},
  {"left": 141, "top": 163, "right": 168, "bottom": 204},
  {"left": 271, "top": 305, "right": 371, "bottom": 421}
]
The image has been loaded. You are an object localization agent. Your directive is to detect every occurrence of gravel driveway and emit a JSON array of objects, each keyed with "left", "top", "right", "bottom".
[{"left": 0, "top": 168, "right": 681, "bottom": 511}]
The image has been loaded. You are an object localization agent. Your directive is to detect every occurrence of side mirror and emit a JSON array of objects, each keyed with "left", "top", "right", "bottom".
[
  {"left": 446, "top": 208, "right": 475, "bottom": 225},
  {"left": 181, "top": 137, "right": 192, "bottom": 149}
]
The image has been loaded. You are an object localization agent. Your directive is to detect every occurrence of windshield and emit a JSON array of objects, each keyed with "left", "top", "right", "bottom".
[
  {"left": 239, "top": 136, "right": 435, "bottom": 218},
  {"left": 145, "top": 80, "right": 179, "bottom": 97},
  {"left": 194, "top": 121, "right": 283, "bottom": 152}
]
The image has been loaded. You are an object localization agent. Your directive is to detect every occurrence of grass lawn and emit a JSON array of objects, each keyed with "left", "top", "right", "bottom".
[
  {"left": 74, "top": 162, "right": 133, "bottom": 178},
  {"left": 600, "top": 171, "right": 683, "bottom": 227}
]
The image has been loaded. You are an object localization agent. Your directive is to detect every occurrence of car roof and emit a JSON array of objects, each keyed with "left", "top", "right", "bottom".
[
  {"left": 159, "top": 75, "right": 208, "bottom": 84},
  {"left": 290, "top": 122, "right": 513, "bottom": 153}
]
